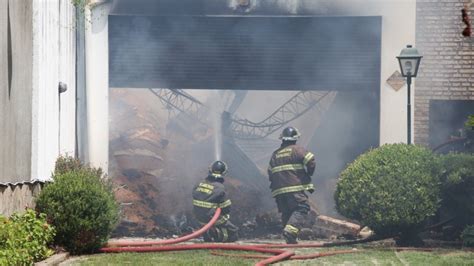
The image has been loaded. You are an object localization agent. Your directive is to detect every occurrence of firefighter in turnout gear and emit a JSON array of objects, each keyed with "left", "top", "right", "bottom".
[
  {"left": 268, "top": 126, "right": 316, "bottom": 244},
  {"left": 192, "top": 160, "right": 238, "bottom": 242}
]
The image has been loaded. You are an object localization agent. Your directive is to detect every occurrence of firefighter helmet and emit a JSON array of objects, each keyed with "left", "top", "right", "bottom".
[
  {"left": 280, "top": 126, "right": 301, "bottom": 141},
  {"left": 209, "top": 160, "right": 228, "bottom": 178}
]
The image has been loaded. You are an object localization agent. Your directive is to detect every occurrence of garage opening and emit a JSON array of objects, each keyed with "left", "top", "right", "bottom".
[{"left": 108, "top": 14, "right": 381, "bottom": 236}]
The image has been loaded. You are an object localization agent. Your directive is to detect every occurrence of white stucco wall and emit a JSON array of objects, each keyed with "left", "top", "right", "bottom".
[
  {"left": 338, "top": 0, "right": 416, "bottom": 144},
  {"left": 31, "top": 0, "right": 76, "bottom": 180},
  {"left": 374, "top": 0, "right": 416, "bottom": 145}
]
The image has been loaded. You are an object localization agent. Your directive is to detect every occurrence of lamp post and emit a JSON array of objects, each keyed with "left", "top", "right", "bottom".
[{"left": 397, "top": 45, "right": 422, "bottom": 144}]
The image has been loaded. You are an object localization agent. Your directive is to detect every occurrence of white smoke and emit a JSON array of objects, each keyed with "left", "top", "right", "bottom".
[
  {"left": 228, "top": 0, "right": 260, "bottom": 12},
  {"left": 274, "top": 0, "right": 300, "bottom": 14},
  {"left": 209, "top": 91, "right": 224, "bottom": 160}
]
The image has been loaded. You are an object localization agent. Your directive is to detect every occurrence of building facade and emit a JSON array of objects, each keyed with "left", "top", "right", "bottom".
[{"left": 0, "top": 0, "right": 472, "bottom": 185}]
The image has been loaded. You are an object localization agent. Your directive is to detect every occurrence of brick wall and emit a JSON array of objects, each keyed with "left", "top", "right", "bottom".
[{"left": 415, "top": 0, "right": 473, "bottom": 145}]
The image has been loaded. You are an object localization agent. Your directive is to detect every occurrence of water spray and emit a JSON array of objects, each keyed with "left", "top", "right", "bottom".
[{"left": 211, "top": 91, "right": 223, "bottom": 160}]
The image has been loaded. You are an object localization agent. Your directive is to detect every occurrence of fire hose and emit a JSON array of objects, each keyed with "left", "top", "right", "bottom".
[
  {"left": 211, "top": 249, "right": 358, "bottom": 260},
  {"left": 101, "top": 208, "right": 368, "bottom": 265},
  {"left": 105, "top": 208, "right": 223, "bottom": 247},
  {"left": 102, "top": 243, "right": 294, "bottom": 266}
]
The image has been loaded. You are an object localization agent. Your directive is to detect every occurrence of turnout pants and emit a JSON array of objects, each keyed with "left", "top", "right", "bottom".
[
  {"left": 275, "top": 191, "right": 311, "bottom": 237},
  {"left": 204, "top": 221, "right": 239, "bottom": 242},
  {"left": 198, "top": 214, "right": 239, "bottom": 243}
]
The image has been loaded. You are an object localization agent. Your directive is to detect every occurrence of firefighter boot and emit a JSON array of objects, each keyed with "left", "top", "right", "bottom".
[
  {"left": 204, "top": 227, "right": 219, "bottom": 242},
  {"left": 203, "top": 230, "right": 212, "bottom": 242},
  {"left": 283, "top": 224, "right": 299, "bottom": 244},
  {"left": 283, "top": 231, "right": 298, "bottom": 244}
]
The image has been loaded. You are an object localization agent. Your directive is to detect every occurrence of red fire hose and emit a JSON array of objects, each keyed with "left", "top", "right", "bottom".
[
  {"left": 100, "top": 208, "right": 374, "bottom": 265},
  {"left": 292, "top": 249, "right": 358, "bottom": 259},
  {"left": 253, "top": 234, "right": 385, "bottom": 249},
  {"left": 256, "top": 251, "right": 294, "bottom": 266},
  {"left": 211, "top": 249, "right": 359, "bottom": 260},
  {"left": 101, "top": 209, "right": 295, "bottom": 265},
  {"left": 101, "top": 243, "right": 294, "bottom": 265},
  {"left": 106, "top": 208, "right": 222, "bottom": 247}
]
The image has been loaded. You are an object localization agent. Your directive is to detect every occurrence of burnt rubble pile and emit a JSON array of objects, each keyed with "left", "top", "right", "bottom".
[
  {"left": 109, "top": 89, "right": 169, "bottom": 237},
  {"left": 241, "top": 210, "right": 361, "bottom": 240}
]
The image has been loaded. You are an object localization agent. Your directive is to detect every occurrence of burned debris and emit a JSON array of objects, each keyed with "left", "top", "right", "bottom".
[{"left": 108, "top": 87, "right": 364, "bottom": 241}]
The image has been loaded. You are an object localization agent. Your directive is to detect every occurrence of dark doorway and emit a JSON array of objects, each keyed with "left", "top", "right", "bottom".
[{"left": 429, "top": 100, "right": 474, "bottom": 148}]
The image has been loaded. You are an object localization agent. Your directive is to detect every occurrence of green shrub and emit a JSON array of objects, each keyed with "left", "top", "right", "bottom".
[
  {"left": 335, "top": 144, "right": 441, "bottom": 236},
  {"left": 36, "top": 157, "right": 119, "bottom": 254},
  {"left": 465, "top": 115, "right": 474, "bottom": 129},
  {"left": 0, "top": 209, "right": 55, "bottom": 265},
  {"left": 438, "top": 153, "right": 474, "bottom": 225},
  {"left": 54, "top": 155, "right": 103, "bottom": 177},
  {"left": 461, "top": 225, "right": 474, "bottom": 247},
  {"left": 464, "top": 115, "right": 474, "bottom": 142}
]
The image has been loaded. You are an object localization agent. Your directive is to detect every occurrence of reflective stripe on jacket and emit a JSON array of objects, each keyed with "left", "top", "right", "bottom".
[
  {"left": 268, "top": 143, "right": 316, "bottom": 197},
  {"left": 192, "top": 199, "right": 232, "bottom": 209},
  {"left": 192, "top": 177, "right": 232, "bottom": 223}
]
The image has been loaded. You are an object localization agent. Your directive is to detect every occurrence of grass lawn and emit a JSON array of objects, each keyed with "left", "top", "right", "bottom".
[
  {"left": 65, "top": 250, "right": 257, "bottom": 265},
  {"left": 65, "top": 247, "right": 474, "bottom": 266},
  {"left": 280, "top": 248, "right": 474, "bottom": 265}
]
